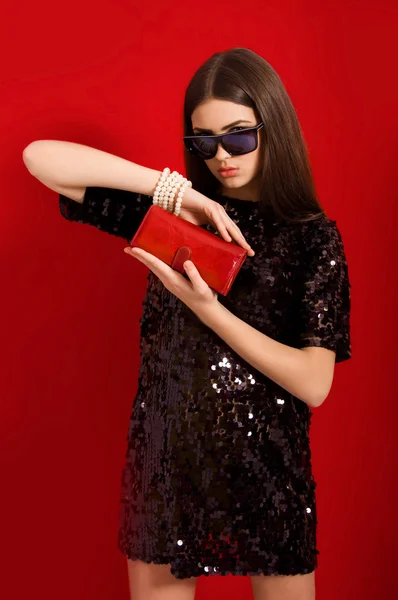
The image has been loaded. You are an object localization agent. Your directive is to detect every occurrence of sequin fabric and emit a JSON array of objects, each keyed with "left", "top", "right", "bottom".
[{"left": 59, "top": 186, "right": 351, "bottom": 579}]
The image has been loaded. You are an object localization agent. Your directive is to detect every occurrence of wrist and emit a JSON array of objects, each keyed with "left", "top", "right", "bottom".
[
  {"left": 181, "top": 186, "right": 208, "bottom": 212},
  {"left": 191, "top": 297, "right": 223, "bottom": 327}
]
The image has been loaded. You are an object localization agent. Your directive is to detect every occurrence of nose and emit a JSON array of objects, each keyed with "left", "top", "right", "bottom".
[{"left": 214, "top": 142, "right": 231, "bottom": 161}]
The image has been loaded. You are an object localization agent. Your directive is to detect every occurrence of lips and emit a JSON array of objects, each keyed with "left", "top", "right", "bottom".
[
  {"left": 218, "top": 167, "right": 237, "bottom": 173},
  {"left": 218, "top": 168, "right": 239, "bottom": 178}
]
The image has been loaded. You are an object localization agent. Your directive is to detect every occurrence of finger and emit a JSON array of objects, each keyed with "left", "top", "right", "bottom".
[
  {"left": 212, "top": 214, "right": 255, "bottom": 255},
  {"left": 127, "top": 248, "right": 192, "bottom": 291},
  {"left": 229, "top": 227, "right": 255, "bottom": 254},
  {"left": 224, "top": 218, "right": 255, "bottom": 255},
  {"left": 183, "top": 261, "right": 209, "bottom": 294},
  {"left": 125, "top": 247, "right": 161, "bottom": 275},
  {"left": 129, "top": 247, "right": 159, "bottom": 266}
]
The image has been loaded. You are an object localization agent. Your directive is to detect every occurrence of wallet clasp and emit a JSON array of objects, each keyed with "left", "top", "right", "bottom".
[{"left": 171, "top": 246, "right": 192, "bottom": 273}]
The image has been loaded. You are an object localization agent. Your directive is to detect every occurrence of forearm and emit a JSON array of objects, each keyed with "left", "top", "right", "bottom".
[
  {"left": 22, "top": 140, "right": 206, "bottom": 208},
  {"left": 22, "top": 140, "right": 162, "bottom": 193},
  {"left": 196, "top": 301, "right": 324, "bottom": 408}
]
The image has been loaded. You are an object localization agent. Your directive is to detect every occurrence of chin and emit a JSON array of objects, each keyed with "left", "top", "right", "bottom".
[
  {"left": 224, "top": 178, "right": 250, "bottom": 191},
  {"left": 225, "top": 180, "right": 242, "bottom": 188},
  {"left": 215, "top": 174, "right": 245, "bottom": 188}
]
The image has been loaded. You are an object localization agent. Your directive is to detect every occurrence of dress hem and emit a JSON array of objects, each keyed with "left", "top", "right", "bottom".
[{"left": 120, "top": 549, "right": 318, "bottom": 579}]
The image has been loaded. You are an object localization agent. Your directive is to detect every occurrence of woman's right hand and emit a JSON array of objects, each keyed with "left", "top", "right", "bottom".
[{"left": 178, "top": 196, "right": 255, "bottom": 257}]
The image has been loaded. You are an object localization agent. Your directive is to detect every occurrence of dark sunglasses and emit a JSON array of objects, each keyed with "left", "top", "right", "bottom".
[{"left": 183, "top": 122, "right": 264, "bottom": 160}]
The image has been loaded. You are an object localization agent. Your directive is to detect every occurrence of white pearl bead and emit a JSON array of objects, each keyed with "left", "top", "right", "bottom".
[{"left": 153, "top": 169, "right": 191, "bottom": 214}]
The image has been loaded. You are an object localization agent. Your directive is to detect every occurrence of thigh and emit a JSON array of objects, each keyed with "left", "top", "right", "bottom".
[
  {"left": 250, "top": 571, "right": 315, "bottom": 600},
  {"left": 126, "top": 557, "right": 198, "bottom": 600}
]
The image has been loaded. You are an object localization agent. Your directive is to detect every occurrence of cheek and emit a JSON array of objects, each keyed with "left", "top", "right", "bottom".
[
  {"left": 242, "top": 148, "right": 262, "bottom": 174},
  {"left": 252, "top": 148, "right": 262, "bottom": 173},
  {"left": 205, "top": 159, "right": 220, "bottom": 177}
]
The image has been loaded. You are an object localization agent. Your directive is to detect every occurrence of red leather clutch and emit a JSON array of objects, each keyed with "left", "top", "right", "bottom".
[{"left": 129, "top": 204, "right": 248, "bottom": 296}]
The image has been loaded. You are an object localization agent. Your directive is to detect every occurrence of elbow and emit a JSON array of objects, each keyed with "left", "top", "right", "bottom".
[
  {"left": 22, "top": 140, "right": 50, "bottom": 173},
  {"left": 22, "top": 141, "right": 38, "bottom": 162},
  {"left": 308, "top": 395, "right": 325, "bottom": 409},
  {"left": 22, "top": 143, "right": 38, "bottom": 173},
  {"left": 307, "top": 385, "right": 331, "bottom": 409}
]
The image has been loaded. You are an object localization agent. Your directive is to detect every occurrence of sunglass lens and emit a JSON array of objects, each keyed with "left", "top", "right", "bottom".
[
  {"left": 223, "top": 129, "right": 258, "bottom": 155},
  {"left": 184, "top": 137, "right": 216, "bottom": 159}
]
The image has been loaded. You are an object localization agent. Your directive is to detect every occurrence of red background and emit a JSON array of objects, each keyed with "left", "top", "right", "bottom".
[{"left": 2, "top": 1, "right": 397, "bottom": 598}]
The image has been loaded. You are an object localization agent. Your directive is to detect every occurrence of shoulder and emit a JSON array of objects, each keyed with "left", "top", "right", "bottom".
[
  {"left": 298, "top": 214, "right": 341, "bottom": 238},
  {"left": 293, "top": 214, "right": 347, "bottom": 259}
]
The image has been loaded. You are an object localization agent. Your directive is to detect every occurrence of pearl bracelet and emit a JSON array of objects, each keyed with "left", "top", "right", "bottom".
[
  {"left": 153, "top": 168, "right": 178, "bottom": 212},
  {"left": 152, "top": 168, "right": 192, "bottom": 216},
  {"left": 153, "top": 167, "right": 170, "bottom": 207},
  {"left": 167, "top": 171, "right": 184, "bottom": 212},
  {"left": 174, "top": 178, "right": 192, "bottom": 216}
]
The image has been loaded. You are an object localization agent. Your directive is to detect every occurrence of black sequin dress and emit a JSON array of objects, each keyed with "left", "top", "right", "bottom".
[{"left": 59, "top": 187, "right": 351, "bottom": 579}]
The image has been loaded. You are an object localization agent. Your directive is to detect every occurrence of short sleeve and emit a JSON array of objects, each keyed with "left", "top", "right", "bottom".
[
  {"left": 59, "top": 186, "right": 153, "bottom": 242},
  {"left": 296, "top": 217, "right": 352, "bottom": 363}
]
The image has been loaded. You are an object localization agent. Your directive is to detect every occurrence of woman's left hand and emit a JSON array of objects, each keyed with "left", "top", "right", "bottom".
[{"left": 124, "top": 246, "right": 219, "bottom": 315}]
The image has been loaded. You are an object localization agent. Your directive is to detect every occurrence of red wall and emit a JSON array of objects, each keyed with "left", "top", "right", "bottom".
[{"left": 2, "top": 1, "right": 397, "bottom": 599}]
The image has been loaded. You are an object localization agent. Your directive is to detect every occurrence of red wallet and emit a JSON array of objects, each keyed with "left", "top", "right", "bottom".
[{"left": 129, "top": 204, "right": 248, "bottom": 296}]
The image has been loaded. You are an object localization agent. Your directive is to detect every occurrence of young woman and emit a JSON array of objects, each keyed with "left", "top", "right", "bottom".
[{"left": 23, "top": 47, "right": 351, "bottom": 600}]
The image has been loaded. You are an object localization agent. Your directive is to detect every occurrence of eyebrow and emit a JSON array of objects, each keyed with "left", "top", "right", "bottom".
[{"left": 192, "top": 120, "right": 253, "bottom": 134}]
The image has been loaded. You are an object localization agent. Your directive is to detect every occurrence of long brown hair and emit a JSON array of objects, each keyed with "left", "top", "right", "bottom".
[{"left": 183, "top": 48, "right": 324, "bottom": 223}]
